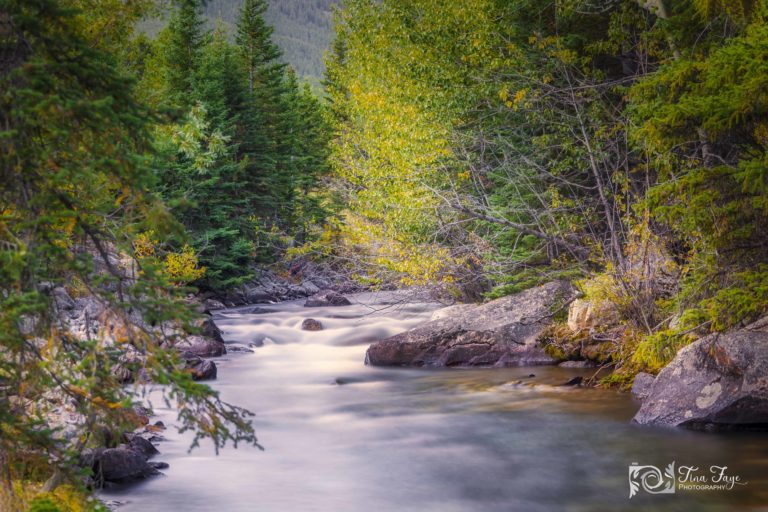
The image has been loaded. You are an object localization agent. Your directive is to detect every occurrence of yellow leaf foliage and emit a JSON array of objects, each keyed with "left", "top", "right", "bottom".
[{"left": 164, "top": 245, "right": 205, "bottom": 285}]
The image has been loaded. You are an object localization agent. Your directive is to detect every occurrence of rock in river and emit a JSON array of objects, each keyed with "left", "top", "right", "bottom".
[
  {"left": 84, "top": 447, "right": 158, "bottom": 485},
  {"left": 175, "top": 335, "right": 226, "bottom": 358},
  {"left": 184, "top": 356, "right": 218, "bottom": 381},
  {"left": 304, "top": 290, "right": 352, "bottom": 308},
  {"left": 365, "top": 281, "right": 577, "bottom": 367},
  {"left": 630, "top": 372, "right": 655, "bottom": 401},
  {"left": 633, "top": 330, "right": 768, "bottom": 430},
  {"left": 301, "top": 318, "right": 323, "bottom": 331}
]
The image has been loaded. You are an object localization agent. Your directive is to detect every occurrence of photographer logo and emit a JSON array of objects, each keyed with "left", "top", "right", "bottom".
[
  {"left": 628, "top": 462, "right": 676, "bottom": 498},
  {"left": 628, "top": 462, "right": 747, "bottom": 498}
]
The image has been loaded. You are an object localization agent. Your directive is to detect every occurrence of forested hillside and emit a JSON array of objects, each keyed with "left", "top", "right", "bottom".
[
  {"left": 320, "top": 0, "right": 768, "bottom": 382},
  {"left": 1, "top": 0, "right": 329, "bottom": 508},
  {"left": 206, "top": 0, "right": 336, "bottom": 85}
]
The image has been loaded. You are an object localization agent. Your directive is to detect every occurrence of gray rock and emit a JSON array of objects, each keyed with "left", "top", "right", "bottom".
[
  {"left": 365, "top": 281, "right": 577, "bottom": 368},
  {"left": 200, "top": 317, "right": 224, "bottom": 343},
  {"left": 203, "top": 298, "right": 226, "bottom": 313},
  {"left": 175, "top": 335, "right": 226, "bottom": 357},
  {"left": 227, "top": 344, "right": 255, "bottom": 353},
  {"left": 300, "top": 281, "right": 321, "bottom": 295},
  {"left": 85, "top": 447, "right": 157, "bottom": 484},
  {"left": 633, "top": 330, "right": 768, "bottom": 430},
  {"left": 110, "top": 364, "right": 133, "bottom": 383},
  {"left": 37, "top": 281, "right": 55, "bottom": 294},
  {"left": 430, "top": 304, "right": 474, "bottom": 322},
  {"left": 52, "top": 287, "right": 75, "bottom": 311},
  {"left": 111, "top": 347, "right": 147, "bottom": 384},
  {"left": 304, "top": 290, "right": 352, "bottom": 308},
  {"left": 126, "top": 435, "right": 159, "bottom": 458},
  {"left": 301, "top": 318, "right": 323, "bottom": 331},
  {"left": 561, "top": 376, "right": 583, "bottom": 386},
  {"left": 558, "top": 360, "right": 596, "bottom": 368},
  {"left": 631, "top": 372, "right": 655, "bottom": 401},
  {"left": 245, "top": 288, "right": 278, "bottom": 304},
  {"left": 184, "top": 356, "right": 217, "bottom": 381}
]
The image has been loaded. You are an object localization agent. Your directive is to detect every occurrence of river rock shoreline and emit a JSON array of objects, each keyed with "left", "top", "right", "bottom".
[
  {"left": 96, "top": 275, "right": 768, "bottom": 505},
  {"left": 363, "top": 281, "right": 768, "bottom": 432},
  {"left": 365, "top": 281, "right": 578, "bottom": 367},
  {"left": 632, "top": 327, "right": 768, "bottom": 430},
  {"left": 88, "top": 264, "right": 365, "bottom": 500}
]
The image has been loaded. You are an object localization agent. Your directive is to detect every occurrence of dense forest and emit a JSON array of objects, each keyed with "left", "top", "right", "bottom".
[
  {"left": 1, "top": 0, "right": 329, "bottom": 509},
  {"left": 320, "top": 0, "right": 768, "bottom": 381},
  {"left": 2, "top": 0, "right": 768, "bottom": 509}
]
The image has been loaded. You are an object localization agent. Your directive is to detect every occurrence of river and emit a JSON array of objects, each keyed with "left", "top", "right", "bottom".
[{"left": 101, "top": 292, "right": 768, "bottom": 511}]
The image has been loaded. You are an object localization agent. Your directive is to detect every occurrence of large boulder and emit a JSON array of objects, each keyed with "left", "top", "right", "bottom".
[
  {"left": 365, "top": 281, "right": 577, "bottom": 368},
  {"left": 304, "top": 290, "right": 352, "bottom": 308},
  {"left": 126, "top": 435, "right": 160, "bottom": 458},
  {"left": 633, "top": 330, "right": 768, "bottom": 430},
  {"left": 200, "top": 317, "right": 224, "bottom": 343},
  {"left": 85, "top": 447, "right": 158, "bottom": 484},
  {"left": 175, "top": 335, "right": 226, "bottom": 357}
]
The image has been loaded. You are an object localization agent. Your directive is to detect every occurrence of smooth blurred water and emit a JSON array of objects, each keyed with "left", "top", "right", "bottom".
[{"left": 101, "top": 292, "right": 768, "bottom": 511}]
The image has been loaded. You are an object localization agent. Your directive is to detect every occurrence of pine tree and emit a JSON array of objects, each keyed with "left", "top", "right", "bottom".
[
  {"left": 194, "top": 22, "right": 249, "bottom": 135},
  {"left": 236, "top": 0, "right": 291, "bottom": 221},
  {"left": 0, "top": 0, "right": 256, "bottom": 501},
  {"left": 236, "top": 0, "right": 285, "bottom": 94},
  {"left": 164, "top": 0, "right": 207, "bottom": 109},
  {"left": 291, "top": 81, "right": 332, "bottom": 241}
]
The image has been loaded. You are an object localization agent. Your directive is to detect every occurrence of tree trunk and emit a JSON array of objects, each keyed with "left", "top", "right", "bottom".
[{"left": 0, "top": 449, "right": 17, "bottom": 511}]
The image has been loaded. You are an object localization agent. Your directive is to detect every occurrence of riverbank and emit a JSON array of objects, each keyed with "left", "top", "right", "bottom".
[
  {"left": 96, "top": 276, "right": 768, "bottom": 504},
  {"left": 99, "top": 290, "right": 768, "bottom": 512}
]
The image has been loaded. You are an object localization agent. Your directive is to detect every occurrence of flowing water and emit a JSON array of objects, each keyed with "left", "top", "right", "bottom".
[{"left": 101, "top": 292, "right": 768, "bottom": 511}]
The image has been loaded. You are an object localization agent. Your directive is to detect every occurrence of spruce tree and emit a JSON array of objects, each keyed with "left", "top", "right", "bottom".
[
  {"left": 164, "top": 0, "right": 207, "bottom": 109},
  {"left": 236, "top": 0, "right": 285, "bottom": 95},
  {"left": 0, "top": 0, "right": 256, "bottom": 501},
  {"left": 236, "top": 0, "right": 290, "bottom": 220}
]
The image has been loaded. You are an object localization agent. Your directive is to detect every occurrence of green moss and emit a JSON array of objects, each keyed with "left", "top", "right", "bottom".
[
  {"left": 10, "top": 483, "right": 107, "bottom": 512},
  {"left": 29, "top": 497, "right": 61, "bottom": 512},
  {"left": 599, "top": 371, "right": 635, "bottom": 390},
  {"left": 484, "top": 269, "right": 583, "bottom": 300},
  {"left": 544, "top": 343, "right": 568, "bottom": 361},
  {"left": 581, "top": 341, "right": 615, "bottom": 364},
  {"left": 631, "top": 329, "right": 694, "bottom": 373}
]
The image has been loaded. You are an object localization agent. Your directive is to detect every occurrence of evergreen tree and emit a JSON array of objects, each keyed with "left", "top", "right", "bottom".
[
  {"left": 236, "top": 0, "right": 284, "bottom": 94},
  {"left": 154, "top": 102, "right": 256, "bottom": 289},
  {"left": 236, "top": 0, "right": 292, "bottom": 220},
  {"left": 291, "top": 82, "right": 332, "bottom": 241},
  {"left": 194, "top": 23, "right": 249, "bottom": 135},
  {"left": 164, "top": 0, "right": 207, "bottom": 109},
  {"left": 0, "top": 0, "right": 256, "bottom": 502}
]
